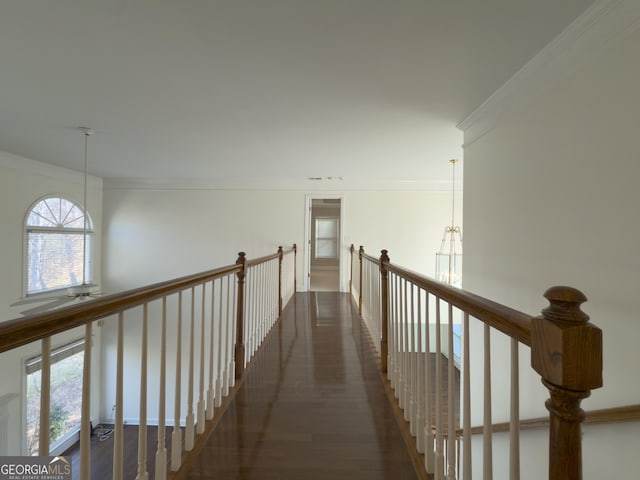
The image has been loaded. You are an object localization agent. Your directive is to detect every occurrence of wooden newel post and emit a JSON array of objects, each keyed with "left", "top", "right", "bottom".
[
  {"left": 358, "top": 246, "right": 364, "bottom": 316},
  {"left": 278, "top": 246, "right": 283, "bottom": 317},
  {"left": 234, "top": 252, "right": 247, "bottom": 380},
  {"left": 531, "top": 286, "right": 603, "bottom": 480},
  {"left": 379, "top": 249, "right": 390, "bottom": 374}
]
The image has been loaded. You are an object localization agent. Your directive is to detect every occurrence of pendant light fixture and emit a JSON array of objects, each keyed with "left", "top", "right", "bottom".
[{"left": 435, "top": 159, "right": 463, "bottom": 287}]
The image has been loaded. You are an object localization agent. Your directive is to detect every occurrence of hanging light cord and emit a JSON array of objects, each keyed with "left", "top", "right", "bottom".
[
  {"left": 81, "top": 128, "right": 93, "bottom": 287},
  {"left": 450, "top": 158, "right": 457, "bottom": 229}
]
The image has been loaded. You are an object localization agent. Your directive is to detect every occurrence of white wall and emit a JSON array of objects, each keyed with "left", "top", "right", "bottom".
[
  {"left": 100, "top": 185, "right": 461, "bottom": 422},
  {"left": 0, "top": 153, "right": 103, "bottom": 454},
  {"left": 462, "top": 15, "right": 640, "bottom": 480},
  {"left": 102, "top": 187, "right": 462, "bottom": 294}
]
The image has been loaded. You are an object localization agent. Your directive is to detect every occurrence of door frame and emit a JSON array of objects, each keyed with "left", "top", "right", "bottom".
[{"left": 304, "top": 194, "right": 344, "bottom": 292}]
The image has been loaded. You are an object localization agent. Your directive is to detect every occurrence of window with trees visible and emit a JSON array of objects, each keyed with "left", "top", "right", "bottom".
[
  {"left": 25, "top": 339, "right": 85, "bottom": 455},
  {"left": 24, "top": 196, "right": 93, "bottom": 295}
]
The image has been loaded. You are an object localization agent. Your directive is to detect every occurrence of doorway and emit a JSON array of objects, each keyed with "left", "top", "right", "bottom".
[{"left": 305, "top": 196, "right": 342, "bottom": 292}]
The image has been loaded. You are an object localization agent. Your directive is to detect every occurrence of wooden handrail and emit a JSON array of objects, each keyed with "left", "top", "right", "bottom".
[
  {"left": 383, "top": 261, "right": 533, "bottom": 347},
  {"left": 0, "top": 246, "right": 298, "bottom": 355},
  {"left": 248, "top": 246, "right": 295, "bottom": 268},
  {"left": 0, "top": 263, "right": 240, "bottom": 354},
  {"left": 361, "top": 251, "right": 380, "bottom": 265}
]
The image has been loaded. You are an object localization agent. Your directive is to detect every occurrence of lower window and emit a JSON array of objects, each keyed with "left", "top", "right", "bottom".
[{"left": 25, "top": 339, "right": 84, "bottom": 455}]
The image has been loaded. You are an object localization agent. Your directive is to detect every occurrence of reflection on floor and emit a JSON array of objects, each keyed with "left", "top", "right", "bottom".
[
  {"left": 65, "top": 293, "right": 456, "bottom": 479},
  {"left": 182, "top": 292, "right": 419, "bottom": 479},
  {"left": 310, "top": 268, "right": 339, "bottom": 291}
]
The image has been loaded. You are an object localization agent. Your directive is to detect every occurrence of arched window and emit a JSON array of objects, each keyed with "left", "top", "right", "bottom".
[{"left": 24, "top": 196, "right": 93, "bottom": 295}]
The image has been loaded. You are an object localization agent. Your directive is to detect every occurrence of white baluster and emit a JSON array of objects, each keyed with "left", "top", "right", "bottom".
[
  {"left": 403, "top": 279, "right": 410, "bottom": 421},
  {"left": 447, "top": 304, "right": 456, "bottom": 480},
  {"left": 171, "top": 292, "right": 183, "bottom": 471},
  {"left": 114, "top": 313, "right": 124, "bottom": 480},
  {"left": 272, "top": 259, "right": 277, "bottom": 330},
  {"left": 483, "top": 323, "right": 493, "bottom": 479},
  {"left": 462, "top": 313, "right": 471, "bottom": 480},
  {"left": 260, "top": 260, "right": 273, "bottom": 345},
  {"left": 394, "top": 275, "right": 402, "bottom": 398},
  {"left": 510, "top": 338, "right": 520, "bottom": 480},
  {"left": 256, "top": 263, "right": 261, "bottom": 350},
  {"left": 264, "top": 262, "right": 269, "bottom": 338},
  {"left": 216, "top": 278, "right": 224, "bottom": 406},
  {"left": 410, "top": 283, "right": 417, "bottom": 436},
  {"left": 80, "top": 323, "right": 92, "bottom": 480},
  {"left": 364, "top": 260, "right": 368, "bottom": 331},
  {"left": 258, "top": 263, "right": 264, "bottom": 346},
  {"left": 435, "top": 298, "right": 444, "bottom": 480},
  {"left": 155, "top": 298, "right": 168, "bottom": 480},
  {"left": 39, "top": 337, "right": 51, "bottom": 456},
  {"left": 185, "top": 289, "right": 196, "bottom": 451},
  {"left": 256, "top": 264, "right": 261, "bottom": 348},
  {"left": 388, "top": 273, "right": 396, "bottom": 385},
  {"left": 416, "top": 289, "right": 425, "bottom": 454},
  {"left": 247, "top": 266, "right": 253, "bottom": 358},
  {"left": 395, "top": 274, "right": 401, "bottom": 392},
  {"left": 135, "top": 303, "right": 149, "bottom": 480},
  {"left": 197, "top": 284, "right": 206, "bottom": 434},
  {"left": 374, "top": 264, "right": 378, "bottom": 344},
  {"left": 223, "top": 275, "right": 231, "bottom": 396},
  {"left": 245, "top": 267, "right": 252, "bottom": 363},
  {"left": 228, "top": 275, "right": 237, "bottom": 388},
  {"left": 251, "top": 266, "right": 257, "bottom": 359},
  {"left": 264, "top": 261, "right": 269, "bottom": 342},
  {"left": 207, "top": 281, "right": 216, "bottom": 419},
  {"left": 376, "top": 265, "right": 381, "bottom": 351},
  {"left": 424, "top": 293, "right": 434, "bottom": 475},
  {"left": 254, "top": 263, "right": 263, "bottom": 350}
]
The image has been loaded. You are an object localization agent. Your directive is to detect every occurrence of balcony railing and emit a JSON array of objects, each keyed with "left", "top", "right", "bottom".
[
  {"left": 350, "top": 245, "right": 604, "bottom": 480},
  {"left": 0, "top": 245, "right": 296, "bottom": 479}
]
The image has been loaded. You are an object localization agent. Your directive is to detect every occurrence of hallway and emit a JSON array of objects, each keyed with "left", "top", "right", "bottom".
[{"left": 181, "top": 292, "right": 419, "bottom": 479}]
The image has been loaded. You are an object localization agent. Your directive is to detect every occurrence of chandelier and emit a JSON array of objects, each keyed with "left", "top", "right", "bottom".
[{"left": 435, "top": 159, "right": 463, "bottom": 287}]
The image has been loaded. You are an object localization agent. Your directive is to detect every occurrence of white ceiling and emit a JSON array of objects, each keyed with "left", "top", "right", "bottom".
[{"left": 0, "top": 0, "right": 595, "bottom": 189}]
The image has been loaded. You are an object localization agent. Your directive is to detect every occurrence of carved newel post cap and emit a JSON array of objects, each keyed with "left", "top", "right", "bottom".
[
  {"left": 380, "top": 249, "right": 390, "bottom": 263},
  {"left": 532, "top": 286, "right": 602, "bottom": 391},
  {"left": 542, "top": 286, "right": 589, "bottom": 324},
  {"left": 236, "top": 252, "right": 246, "bottom": 265}
]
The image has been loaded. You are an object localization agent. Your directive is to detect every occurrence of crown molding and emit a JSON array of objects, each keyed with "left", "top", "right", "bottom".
[
  {"left": 0, "top": 150, "right": 103, "bottom": 188},
  {"left": 1, "top": 149, "right": 457, "bottom": 193},
  {"left": 458, "top": 0, "right": 640, "bottom": 147},
  {"left": 103, "top": 177, "right": 460, "bottom": 192}
]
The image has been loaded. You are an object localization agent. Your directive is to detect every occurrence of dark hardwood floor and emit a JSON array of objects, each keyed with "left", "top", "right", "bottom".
[
  {"left": 66, "top": 292, "right": 460, "bottom": 479},
  {"left": 63, "top": 424, "right": 177, "bottom": 479},
  {"left": 181, "top": 292, "right": 419, "bottom": 479}
]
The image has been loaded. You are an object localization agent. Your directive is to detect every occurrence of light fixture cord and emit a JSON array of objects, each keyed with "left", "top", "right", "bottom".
[
  {"left": 82, "top": 131, "right": 89, "bottom": 286},
  {"left": 451, "top": 159, "right": 456, "bottom": 229}
]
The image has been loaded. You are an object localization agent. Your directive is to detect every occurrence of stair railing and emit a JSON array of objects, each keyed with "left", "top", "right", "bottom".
[
  {"left": 350, "top": 245, "right": 603, "bottom": 480},
  {"left": 0, "top": 244, "right": 296, "bottom": 479}
]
